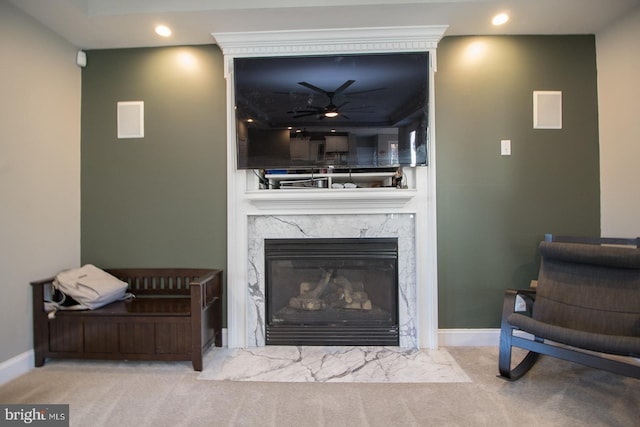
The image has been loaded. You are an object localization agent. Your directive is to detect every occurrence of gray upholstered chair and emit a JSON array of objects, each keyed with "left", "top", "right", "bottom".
[{"left": 498, "top": 236, "right": 640, "bottom": 380}]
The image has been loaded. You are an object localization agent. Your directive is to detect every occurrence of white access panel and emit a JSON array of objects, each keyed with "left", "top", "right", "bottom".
[{"left": 117, "top": 101, "right": 144, "bottom": 138}]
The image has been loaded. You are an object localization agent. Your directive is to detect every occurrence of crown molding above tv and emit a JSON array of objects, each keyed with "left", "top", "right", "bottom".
[
  {"left": 212, "top": 26, "right": 449, "bottom": 57},
  {"left": 216, "top": 26, "right": 444, "bottom": 349}
]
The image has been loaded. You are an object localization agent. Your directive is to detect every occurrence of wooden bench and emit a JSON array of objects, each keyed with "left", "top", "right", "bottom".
[{"left": 32, "top": 268, "right": 222, "bottom": 371}]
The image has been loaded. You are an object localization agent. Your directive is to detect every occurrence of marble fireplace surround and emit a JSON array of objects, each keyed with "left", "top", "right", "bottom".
[
  {"left": 248, "top": 214, "right": 416, "bottom": 347},
  {"left": 214, "top": 26, "right": 447, "bottom": 349}
]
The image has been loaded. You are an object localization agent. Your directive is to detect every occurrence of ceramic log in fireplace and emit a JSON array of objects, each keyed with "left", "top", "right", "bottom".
[{"left": 265, "top": 238, "right": 399, "bottom": 345}]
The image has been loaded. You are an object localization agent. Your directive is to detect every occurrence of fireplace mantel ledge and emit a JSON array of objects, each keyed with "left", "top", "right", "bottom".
[{"left": 246, "top": 188, "right": 416, "bottom": 211}]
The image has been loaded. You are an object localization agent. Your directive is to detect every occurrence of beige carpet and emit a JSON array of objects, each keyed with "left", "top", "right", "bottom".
[{"left": 1, "top": 347, "right": 639, "bottom": 426}]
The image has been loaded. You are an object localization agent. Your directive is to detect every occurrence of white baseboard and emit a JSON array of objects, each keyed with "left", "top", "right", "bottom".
[
  {"left": 221, "top": 328, "right": 228, "bottom": 348},
  {"left": 438, "top": 328, "right": 501, "bottom": 347},
  {"left": 438, "top": 328, "right": 533, "bottom": 347},
  {"left": 0, "top": 350, "right": 34, "bottom": 386}
]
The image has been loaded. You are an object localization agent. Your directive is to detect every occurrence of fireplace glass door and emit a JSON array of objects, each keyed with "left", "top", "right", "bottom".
[{"left": 265, "top": 238, "right": 399, "bottom": 345}]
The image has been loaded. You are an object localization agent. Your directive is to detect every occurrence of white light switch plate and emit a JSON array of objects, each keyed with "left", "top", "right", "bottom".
[{"left": 501, "top": 139, "right": 511, "bottom": 156}]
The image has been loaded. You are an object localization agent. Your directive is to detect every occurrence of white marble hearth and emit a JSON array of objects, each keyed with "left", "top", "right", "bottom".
[
  {"left": 199, "top": 346, "right": 471, "bottom": 383},
  {"left": 247, "top": 214, "right": 416, "bottom": 347}
]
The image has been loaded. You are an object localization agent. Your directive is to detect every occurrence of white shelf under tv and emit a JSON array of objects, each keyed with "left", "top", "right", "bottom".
[
  {"left": 246, "top": 187, "right": 417, "bottom": 211},
  {"left": 264, "top": 171, "right": 399, "bottom": 190},
  {"left": 245, "top": 168, "right": 416, "bottom": 211}
]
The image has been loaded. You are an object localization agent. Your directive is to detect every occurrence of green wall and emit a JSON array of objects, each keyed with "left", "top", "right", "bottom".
[
  {"left": 81, "top": 45, "right": 227, "bottom": 272},
  {"left": 80, "top": 36, "right": 601, "bottom": 332},
  {"left": 435, "top": 36, "right": 600, "bottom": 328}
]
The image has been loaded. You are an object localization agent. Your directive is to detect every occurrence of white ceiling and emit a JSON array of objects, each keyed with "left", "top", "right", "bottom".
[{"left": 9, "top": 0, "right": 640, "bottom": 50}]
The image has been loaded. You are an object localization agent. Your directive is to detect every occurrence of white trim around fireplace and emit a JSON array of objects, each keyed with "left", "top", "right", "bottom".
[{"left": 214, "top": 26, "right": 447, "bottom": 349}]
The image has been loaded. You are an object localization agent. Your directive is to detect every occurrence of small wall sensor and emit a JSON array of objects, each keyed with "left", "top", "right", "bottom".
[{"left": 76, "top": 50, "right": 87, "bottom": 68}]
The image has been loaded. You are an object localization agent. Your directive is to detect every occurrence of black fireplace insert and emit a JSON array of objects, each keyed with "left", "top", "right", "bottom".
[{"left": 265, "top": 237, "right": 399, "bottom": 346}]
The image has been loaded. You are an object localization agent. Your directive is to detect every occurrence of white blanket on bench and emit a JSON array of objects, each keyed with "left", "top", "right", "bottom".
[{"left": 51, "top": 264, "right": 132, "bottom": 311}]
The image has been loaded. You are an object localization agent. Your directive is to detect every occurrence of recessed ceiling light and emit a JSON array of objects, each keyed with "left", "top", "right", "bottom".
[
  {"left": 492, "top": 13, "right": 509, "bottom": 26},
  {"left": 155, "top": 25, "right": 172, "bottom": 37}
]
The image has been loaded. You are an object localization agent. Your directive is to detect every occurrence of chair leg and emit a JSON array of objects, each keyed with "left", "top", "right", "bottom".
[
  {"left": 192, "top": 350, "right": 203, "bottom": 372},
  {"left": 498, "top": 324, "right": 540, "bottom": 380},
  {"left": 499, "top": 350, "right": 540, "bottom": 381}
]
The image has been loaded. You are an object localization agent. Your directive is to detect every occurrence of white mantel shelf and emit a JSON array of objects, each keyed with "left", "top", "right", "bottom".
[{"left": 247, "top": 188, "right": 417, "bottom": 211}]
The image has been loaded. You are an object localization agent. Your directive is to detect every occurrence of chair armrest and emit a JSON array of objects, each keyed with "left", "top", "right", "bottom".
[
  {"left": 504, "top": 288, "right": 537, "bottom": 302},
  {"left": 190, "top": 270, "right": 222, "bottom": 309},
  {"left": 189, "top": 269, "right": 223, "bottom": 367},
  {"left": 501, "top": 289, "right": 537, "bottom": 327}
]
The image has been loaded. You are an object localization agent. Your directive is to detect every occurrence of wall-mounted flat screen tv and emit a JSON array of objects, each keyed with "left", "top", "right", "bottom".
[{"left": 234, "top": 52, "right": 429, "bottom": 170}]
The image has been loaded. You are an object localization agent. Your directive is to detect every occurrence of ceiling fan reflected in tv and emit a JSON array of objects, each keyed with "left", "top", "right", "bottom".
[
  {"left": 234, "top": 52, "right": 430, "bottom": 170},
  {"left": 289, "top": 80, "right": 355, "bottom": 119}
]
